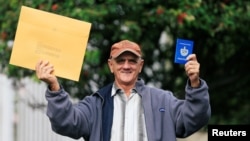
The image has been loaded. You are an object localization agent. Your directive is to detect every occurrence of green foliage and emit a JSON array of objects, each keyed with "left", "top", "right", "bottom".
[{"left": 0, "top": 0, "right": 249, "bottom": 125}]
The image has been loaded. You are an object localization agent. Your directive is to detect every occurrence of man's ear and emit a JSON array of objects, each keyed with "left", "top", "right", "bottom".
[
  {"left": 139, "top": 59, "right": 144, "bottom": 73},
  {"left": 108, "top": 59, "right": 114, "bottom": 73}
]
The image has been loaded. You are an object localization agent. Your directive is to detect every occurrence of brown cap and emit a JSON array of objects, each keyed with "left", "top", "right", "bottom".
[{"left": 109, "top": 40, "right": 142, "bottom": 58}]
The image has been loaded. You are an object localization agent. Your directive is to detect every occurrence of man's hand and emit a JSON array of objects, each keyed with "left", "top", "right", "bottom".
[
  {"left": 185, "top": 54, "right": 200, "bottom": 88},
  {"left": 35, "top": 60, "right": 60, "bottom": 91}
]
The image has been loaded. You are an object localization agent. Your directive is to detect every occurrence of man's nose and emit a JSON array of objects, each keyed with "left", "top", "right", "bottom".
[{"left": 122, "top": 60, "right": 131, "bottom": 68}]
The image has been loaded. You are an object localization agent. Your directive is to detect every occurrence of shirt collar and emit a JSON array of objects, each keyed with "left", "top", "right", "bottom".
[{"left": 111, "top": 83, "right": 137, "bottom": 97}]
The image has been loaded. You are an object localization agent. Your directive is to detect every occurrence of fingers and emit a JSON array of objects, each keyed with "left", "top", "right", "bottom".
[
  {"left": 35, "top": 60, "right": 54, "bottom": 79},
  {"left": 185, "top": 54, "right": 200, "bottom": 80},
  {"left": 185, "top": 61, "right": 200, "bottom": 75},
  {"left": 35, "top": 60, "right": 59, "bottom": 91},
  {"left": 186, "top": 54, "right": 196, "bottom": 61}
]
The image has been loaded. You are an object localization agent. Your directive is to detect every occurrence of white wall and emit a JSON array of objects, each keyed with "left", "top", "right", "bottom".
[{"left": 0, "top": 74, "right": 14, "bottom": 141}]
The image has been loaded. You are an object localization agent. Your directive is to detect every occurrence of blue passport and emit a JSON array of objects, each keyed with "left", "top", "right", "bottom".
[{"left": 174, "top": 38, "right": 194, "bottom": 64}]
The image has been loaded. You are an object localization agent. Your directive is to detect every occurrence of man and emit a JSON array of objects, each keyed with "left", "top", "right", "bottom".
[{"left": 35, "top": 40, "right": 211, "bottom": 141}]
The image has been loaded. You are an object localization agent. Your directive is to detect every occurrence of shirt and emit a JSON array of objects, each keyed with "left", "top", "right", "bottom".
[{"left": 110, "top": 84, "right": 148, "bottom": 141}]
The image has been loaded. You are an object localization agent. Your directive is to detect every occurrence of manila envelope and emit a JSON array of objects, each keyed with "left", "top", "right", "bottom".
[{"left": 9, "top": 6, "right": 92, "bottom": 81}]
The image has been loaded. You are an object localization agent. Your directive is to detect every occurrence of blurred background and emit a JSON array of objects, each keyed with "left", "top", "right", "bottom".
[{"left": 0, "top": 0, "right": 249, "bottom": 141}]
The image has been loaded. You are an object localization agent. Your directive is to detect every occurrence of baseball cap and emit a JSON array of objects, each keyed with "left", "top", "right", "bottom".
[{"left": 109, "top": 40, "right": 142, "bottom": 59}]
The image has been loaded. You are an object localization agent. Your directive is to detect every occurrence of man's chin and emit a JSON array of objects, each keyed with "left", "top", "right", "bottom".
[{"left": 120, "top": 78, "right": 136, "bottom": 85}]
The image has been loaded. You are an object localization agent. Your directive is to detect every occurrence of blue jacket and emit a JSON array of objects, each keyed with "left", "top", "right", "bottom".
[{"left": 45, "top": 78, "right": 211, "bottom": 141}]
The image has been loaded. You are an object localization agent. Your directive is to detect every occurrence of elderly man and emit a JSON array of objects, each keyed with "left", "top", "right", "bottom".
[{"left": 35, "top": 40, "right": 211, "bottom": 141}]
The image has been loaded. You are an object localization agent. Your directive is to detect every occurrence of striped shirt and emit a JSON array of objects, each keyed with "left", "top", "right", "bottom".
[{"left": 110, "top": 84, "right": 148, "bottom": 141}]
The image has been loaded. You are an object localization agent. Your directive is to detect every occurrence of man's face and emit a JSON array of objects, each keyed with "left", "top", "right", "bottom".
[{"left": 108, "top": 52, "right": 144, "bottom": 86}]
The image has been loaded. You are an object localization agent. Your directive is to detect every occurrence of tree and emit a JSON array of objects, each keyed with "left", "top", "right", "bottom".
[{"left": 1, "top": 0, "right": 249, "bottom": 125}]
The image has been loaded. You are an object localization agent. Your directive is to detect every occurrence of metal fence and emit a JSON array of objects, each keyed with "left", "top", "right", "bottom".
[{"left": 0, "top": 74, "right": 82, "bottom": 141}]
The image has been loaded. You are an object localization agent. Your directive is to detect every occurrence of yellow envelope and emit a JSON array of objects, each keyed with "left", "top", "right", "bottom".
[{"left": 10, "top": 6, "right": 91, "bottom": 81}]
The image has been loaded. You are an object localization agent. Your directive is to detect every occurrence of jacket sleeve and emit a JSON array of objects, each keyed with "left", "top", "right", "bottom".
[
  {"left": 45, "top": 86, "right": 94, "bottom": 139},
  {"left": 171, "top": 79, "right": 211, "bottom": 137}
]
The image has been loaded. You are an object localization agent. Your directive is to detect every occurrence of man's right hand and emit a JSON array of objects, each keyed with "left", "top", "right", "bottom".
[{"left": 35, "top": 60, "right": 60, "bottom": 91}]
